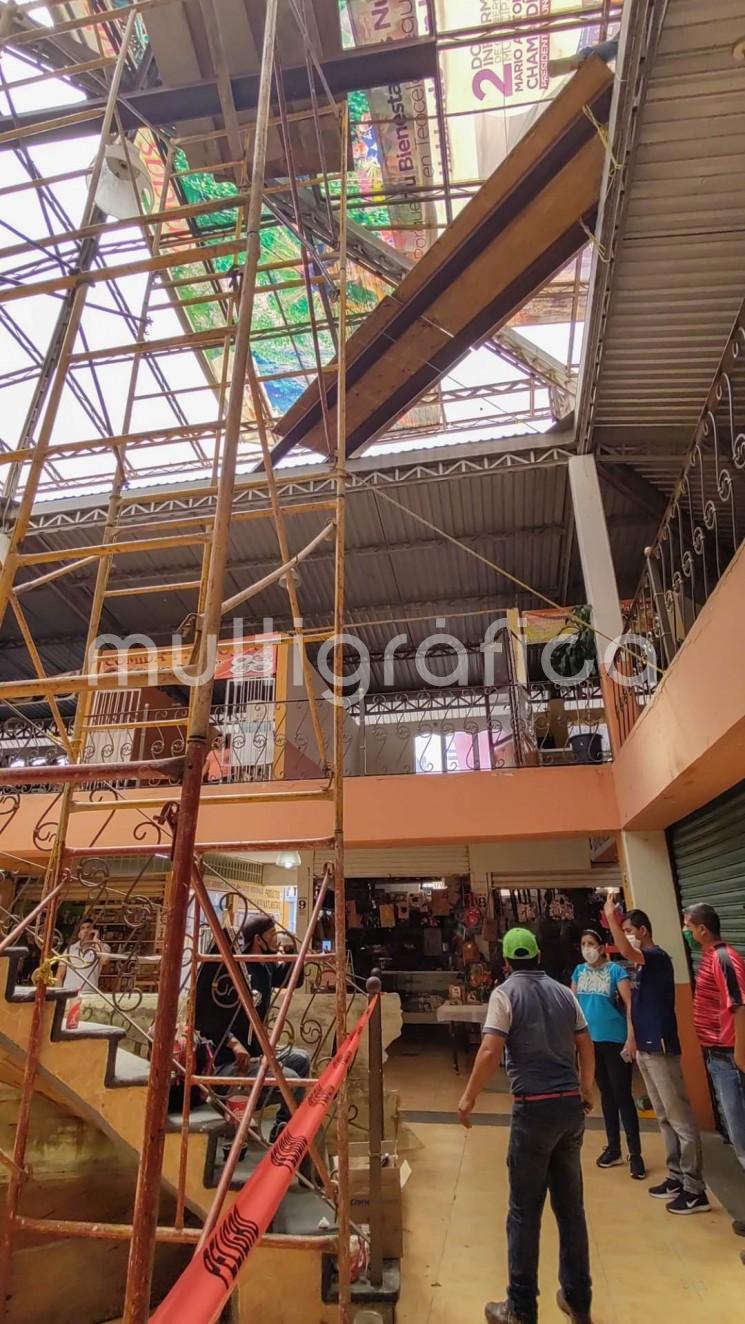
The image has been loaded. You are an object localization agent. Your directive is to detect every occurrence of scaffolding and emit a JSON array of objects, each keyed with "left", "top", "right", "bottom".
[
  {"left": 0, "top": 2, "right": 623, "bottom": 1319},
  {"left": 0, "top": 2, "right": 359, "bottom": 1319}
]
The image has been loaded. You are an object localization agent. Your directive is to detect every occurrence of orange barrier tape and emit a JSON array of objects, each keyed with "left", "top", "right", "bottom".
[{"left": 150, "top": 996, "right": 378, "bottom": 1324}]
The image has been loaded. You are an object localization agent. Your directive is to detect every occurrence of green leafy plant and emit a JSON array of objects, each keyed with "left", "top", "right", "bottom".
[{"left": 550, "top": 605, "right": 598, "bottom": 681}]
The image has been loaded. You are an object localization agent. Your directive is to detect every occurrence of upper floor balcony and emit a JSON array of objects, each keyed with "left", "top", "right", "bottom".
[
  {"left": 608, "top": 301, "right": 745, "bottom": 750},
  {"left": 0, "top": 675, "right": 611, "bottom": 795}
]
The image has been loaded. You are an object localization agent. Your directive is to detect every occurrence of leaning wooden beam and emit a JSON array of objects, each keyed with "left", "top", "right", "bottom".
[{"left": 274, "top": 58, "right": 614, "bottom": 463}]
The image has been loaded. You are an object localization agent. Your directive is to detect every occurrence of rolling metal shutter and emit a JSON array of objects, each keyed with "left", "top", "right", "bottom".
[
  {"left": 669, "top": 780, "right": 745, "bottom": 962},
  {"left": 312, "top": 846, "right": 469, "bottom": 879}
]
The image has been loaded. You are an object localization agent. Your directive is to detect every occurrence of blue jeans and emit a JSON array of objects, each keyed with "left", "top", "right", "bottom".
[
  {"left": 506, "top": 1097, "right": 591, "bottom": 1324},
  {"left": 707, "top": 1049, "right": 745, "bottom": 1170}
]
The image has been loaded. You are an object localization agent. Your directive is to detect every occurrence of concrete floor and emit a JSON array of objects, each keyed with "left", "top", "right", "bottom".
[{"left": 387, "top": 1031, "right": 745, "bottom": 1324}]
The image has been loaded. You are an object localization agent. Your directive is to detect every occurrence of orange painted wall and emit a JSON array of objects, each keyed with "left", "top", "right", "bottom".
[
  {"left": 614, "top": 541, "right": 745, "bottom": 830},
  {"left": 0, "top": 765, "right": 620, "bottom": 864}
]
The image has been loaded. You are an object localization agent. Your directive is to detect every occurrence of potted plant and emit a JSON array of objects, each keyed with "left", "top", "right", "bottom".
[{"left": 547, "top": 606, "right": 602, "bottom": 764}]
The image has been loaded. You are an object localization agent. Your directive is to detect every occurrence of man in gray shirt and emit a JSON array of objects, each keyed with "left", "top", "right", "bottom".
[{"left": 458, "top": 927, "right": 595, "bottom": 1324}]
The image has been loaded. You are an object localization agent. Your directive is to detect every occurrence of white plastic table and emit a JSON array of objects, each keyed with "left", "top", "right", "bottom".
[{"left": 436, "top": 1002, "right": 488, "bottom": 1074}]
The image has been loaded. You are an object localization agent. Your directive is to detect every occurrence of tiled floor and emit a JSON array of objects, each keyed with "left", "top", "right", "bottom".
[{"left": 388, "top": 1032, "right": 745, "bottom": 1324}]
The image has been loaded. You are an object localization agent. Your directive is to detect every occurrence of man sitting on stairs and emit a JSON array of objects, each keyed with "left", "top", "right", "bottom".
[{"left": 195, "top": 913, "right": 311, "bottom": 1144}]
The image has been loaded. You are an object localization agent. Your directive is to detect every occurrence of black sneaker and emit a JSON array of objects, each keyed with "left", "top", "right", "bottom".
[
  {"left": 596, "top": 1146, "right": 623, "bottom": 1169},
  {"left": 666, "top": 1190, "right": 711, "bottom": 1215},
  {"left": 269, "top": 1120, "right": 286, "bottom": 1145},
  {"left": 649, "top": 1177, "right": 683, "bottom": 1199},
  {"left": 629, "top": 1154, "right": 646, "bottom": 1180}
]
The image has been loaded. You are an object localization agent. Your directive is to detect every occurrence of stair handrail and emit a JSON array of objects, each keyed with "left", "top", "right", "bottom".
[{"left": 0, "top": 879, "right": 68, "bottom": 957}]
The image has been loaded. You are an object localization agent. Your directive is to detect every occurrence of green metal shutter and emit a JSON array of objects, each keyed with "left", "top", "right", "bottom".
[{"left": 669, "top": 780, "right": 745, "bottom": 962}]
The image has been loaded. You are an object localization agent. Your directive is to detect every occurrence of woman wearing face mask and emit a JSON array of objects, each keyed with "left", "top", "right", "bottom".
[{"left": 572, "top": 928, "right": 645, "bottom": 1178}]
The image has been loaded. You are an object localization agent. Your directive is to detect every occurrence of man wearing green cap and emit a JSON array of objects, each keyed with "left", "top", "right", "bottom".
[{"left": 457, "top": 927, "right": 595, "bottom": 1324}]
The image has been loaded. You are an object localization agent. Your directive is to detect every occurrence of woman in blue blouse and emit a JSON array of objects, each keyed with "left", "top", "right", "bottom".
[{"left": 572, "top": 928, "right": 645, "bottom": 1178}]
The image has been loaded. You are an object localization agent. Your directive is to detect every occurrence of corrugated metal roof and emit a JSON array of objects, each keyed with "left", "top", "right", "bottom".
[
  {"left": 584, "top": 0, "right": 745, "bottom": 472},
  {"left": 0, "top": 458, "right": 654, "bottom": 690}
]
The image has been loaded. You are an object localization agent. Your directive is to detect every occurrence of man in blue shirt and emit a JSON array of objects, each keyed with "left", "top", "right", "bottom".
[
  {"left": 457, "top": 927, "right": 595, "bottom": 1324},
  {"left": 604, "top": 899, "right": 708, "bottom": 1214}
]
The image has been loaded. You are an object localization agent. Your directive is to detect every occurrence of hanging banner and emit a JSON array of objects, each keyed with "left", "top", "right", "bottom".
[
  {"left": 93, "top": 635, "right": 278, "bottom": 681},
  {"left": 343, "top": 0, "right": 438, "bottom": 264},
  {"left": 151, "top": 997, "right": 378, "bottom": 1324},
  {"left": 436, "top": 0, "right": 592, "bottom": 185}
]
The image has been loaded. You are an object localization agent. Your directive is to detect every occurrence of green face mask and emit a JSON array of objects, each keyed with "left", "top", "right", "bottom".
[{"left": 683, "top": 927, "right": 700, "bottom": 952}]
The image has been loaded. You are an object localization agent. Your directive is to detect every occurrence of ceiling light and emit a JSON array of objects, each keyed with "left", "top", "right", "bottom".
[{"left": 276, "top": 850, "right": 301, "bottom": 871}]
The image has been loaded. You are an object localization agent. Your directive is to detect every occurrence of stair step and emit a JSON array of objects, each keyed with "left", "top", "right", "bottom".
[
  {"left": 167, "top": 1103, "right": 226, "bottom": 1134},
  {"left": 110, "top": 1045, "right": 150, "bottom": 1087},
  {"left": 271, "top": 1187, "right": 336, "bottom": 1238}
]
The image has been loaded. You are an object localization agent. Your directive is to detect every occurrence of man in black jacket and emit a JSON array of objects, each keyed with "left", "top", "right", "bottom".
[{"left": 195, "top": 913, "right": 310, "bottom": 1141}]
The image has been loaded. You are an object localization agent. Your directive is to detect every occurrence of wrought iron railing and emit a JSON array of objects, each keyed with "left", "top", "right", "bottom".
[
  {"left": 611, "top": 301, "right": 745, "bottom": 744},
  {"left": 0, "top": 678, "right": 611, "bottom": 795}
]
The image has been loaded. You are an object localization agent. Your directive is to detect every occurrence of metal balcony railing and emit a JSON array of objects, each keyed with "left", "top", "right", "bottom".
[
  {"left": 0, "top": 678, "right": 611, "bottom": 794},
  {"left": 610, "top": 300, "right": 745, "bottom": 745}
]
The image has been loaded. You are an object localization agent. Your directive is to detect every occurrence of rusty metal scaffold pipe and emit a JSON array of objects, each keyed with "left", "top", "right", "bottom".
[
  {"left": 120, "top": 4, "right": 282, "bottom": 1317},
  {"left": 0, "top": 756, "right": 184, "bottom": 786},
  {"left": 333, "top": 95, "right": 352, "bottom": 1324}
]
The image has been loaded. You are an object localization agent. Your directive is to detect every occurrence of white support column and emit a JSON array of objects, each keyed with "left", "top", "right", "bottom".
[
  {"left": 568, "top": 455, "right": 623, "bottom": 665},
  {"left": 620, "top": 830, "right": 688, "bottom": 981},
  {"left": 620, "top": 829, "right": 713, "bottom": 1128}
]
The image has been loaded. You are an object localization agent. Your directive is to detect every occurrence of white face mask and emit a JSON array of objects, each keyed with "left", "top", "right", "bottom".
[
  {"left": 581, "top": 945, "right": 601, "bottom": 965},
  {"left": 626, "top": 933, "right": 642, "bottom": 951}
]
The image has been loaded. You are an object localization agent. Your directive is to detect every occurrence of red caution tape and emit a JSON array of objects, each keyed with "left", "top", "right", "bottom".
[{"left": 151, "top": 997, "right": 378, "bottom": 1324}]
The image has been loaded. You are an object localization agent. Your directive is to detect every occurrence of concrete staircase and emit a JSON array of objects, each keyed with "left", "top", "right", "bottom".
[{"left": 0, "top": 946, "right": 330, "bottom": 1234}]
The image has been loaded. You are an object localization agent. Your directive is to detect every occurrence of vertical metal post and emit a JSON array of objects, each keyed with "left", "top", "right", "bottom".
[
  {"left": 644, "top": 549, "right": 674, "bottom": 669},
  {"left": 359, "top": 691, "right": 367, "bottom": 775},
  {"left": 366, "top": 971, "right": 384, "bottom": 1288},
  {"left": 121, "top": 4, "right": 280, "bottom": 1319},
  {"left": 333, "top": 96, "right": 351, "bottom": 1324}
]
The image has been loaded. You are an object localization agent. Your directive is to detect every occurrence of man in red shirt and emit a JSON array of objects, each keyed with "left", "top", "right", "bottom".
[{"left": 684, "top": 903, "right": 745, "bottom": 1249}]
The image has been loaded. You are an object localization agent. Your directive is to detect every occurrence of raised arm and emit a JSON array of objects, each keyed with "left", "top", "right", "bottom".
[{"left": 604, "top": 896, "right": 644, "bottom": 965}]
